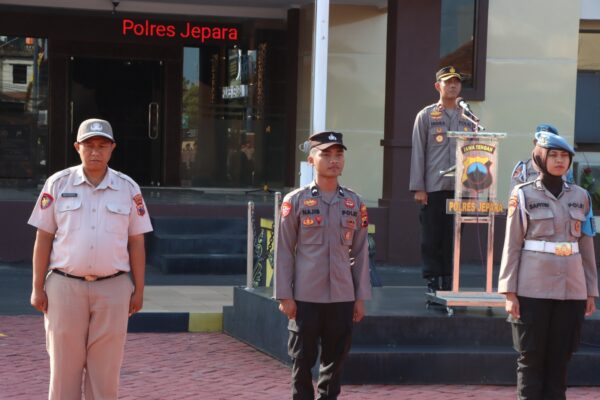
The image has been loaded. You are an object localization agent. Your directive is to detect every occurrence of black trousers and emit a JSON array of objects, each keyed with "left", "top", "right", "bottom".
[
  {"left": 287, "top": 301, "right": 355, "bottom": 400},
  {"left": 510, "top": 296, "right": 586, "bottom": 400},
  {"left": 419, "top": 190, "right": 454, "bottom": 279}
]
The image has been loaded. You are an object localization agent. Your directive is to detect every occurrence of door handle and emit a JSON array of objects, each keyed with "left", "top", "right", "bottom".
[{"left": 148, "top": 102, "right": 159, "bottom": 140}]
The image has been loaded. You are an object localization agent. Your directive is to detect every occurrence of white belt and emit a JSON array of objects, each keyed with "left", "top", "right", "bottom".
[{"left": 523, "top": 240, "right": 579, "bottom": 256}]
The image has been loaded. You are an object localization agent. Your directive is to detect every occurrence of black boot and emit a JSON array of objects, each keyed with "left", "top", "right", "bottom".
[
  {"left": 426, "top": 277, "right": 439, "bottom": 293},
  {"left": 441, "top": 276, "right": 452, "bottom": 291}
]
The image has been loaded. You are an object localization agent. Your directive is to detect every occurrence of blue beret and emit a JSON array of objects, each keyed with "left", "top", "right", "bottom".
[
  {"left": 535, "top": 123, "right": 558, "bottom": 136},
  {"left": 534, "top": 131, "right": 575, "bottom": 156}
]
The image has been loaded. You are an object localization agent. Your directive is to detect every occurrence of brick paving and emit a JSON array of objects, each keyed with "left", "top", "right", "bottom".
[{"left": 2, "top": 316, "right": 600, "bottom": 399}]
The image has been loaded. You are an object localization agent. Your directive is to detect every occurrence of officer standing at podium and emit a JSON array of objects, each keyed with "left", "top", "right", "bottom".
[
  {"left": 275, "top": 131, "right": 372, "bottom": 400},
  {"left": 409, "top": 66, "right": 475, "bottom": 292},
  {"left": 498, "top": 130, "right": 598, "bottom": 399}
]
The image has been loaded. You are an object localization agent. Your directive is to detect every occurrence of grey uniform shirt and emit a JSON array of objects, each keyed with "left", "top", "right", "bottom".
[
  {"left": 274, "top": 182, "right": 372, "bottom": 303},
  {"left": 409, "top": 103, "right": 475, "bottom": 193},
  {"left": 498, "top": 179, "right": 598, "bottom": 300}
]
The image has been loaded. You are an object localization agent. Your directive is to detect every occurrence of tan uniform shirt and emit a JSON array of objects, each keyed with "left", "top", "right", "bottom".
[
  {"left": 498, "top": 179, "right": 598, "bottom": 300},
  {"left": 274, "top": 182, "right": 372, "bottom": 303},
  {"left": 409, "top": 103, "right": 475, "bottom": 193},
  {"left": 28, "top": 165, "right": 153, "bottom": 276}
]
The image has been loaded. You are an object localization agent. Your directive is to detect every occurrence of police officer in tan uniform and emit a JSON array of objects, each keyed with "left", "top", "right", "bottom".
[
  {"left": 510, "top": 123, "right": 573, "bottom": 190},
  {"left": 498, "top": 130, "right": 598, "bottom": 399},
  {"left": 409, "top": 66, "right": 476, "bottom": 292},
  {"left": 28, "top": 118, "right": 153, "bottom": 400},
  {"left": 275, "top": 131, "right": 372, "bottom": 400}
]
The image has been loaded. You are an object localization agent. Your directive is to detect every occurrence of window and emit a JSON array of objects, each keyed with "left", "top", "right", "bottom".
[
  {"left": 440, "top": 0, "right": 488, "bottom": 100},
  {"left": 575, "top": 31, "right": 600, "bottom": 145},
  {"left": 0, "top": 36, "right": 49, "bottom": 185},
  {"left": 12, "top": 64, "right": 27, "bottom": 84}
]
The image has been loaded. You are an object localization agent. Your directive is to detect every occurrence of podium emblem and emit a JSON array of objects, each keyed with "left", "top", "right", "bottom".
[{"left": 462, "top": 156, "right": 493, "bottom": 191}]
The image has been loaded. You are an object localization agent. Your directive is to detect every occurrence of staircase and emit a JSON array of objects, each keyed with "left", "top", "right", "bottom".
[
  {"left": 224, "top": 287, "right": 600, "bottom": 385},
  {"left": 149, "top": 217, "right": 247, "bottom": 274}
]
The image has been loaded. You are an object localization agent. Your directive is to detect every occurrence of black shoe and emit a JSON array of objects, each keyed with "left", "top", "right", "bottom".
[
  {"left": 426, "top": 277, "right": 439, "bottom": 293},
  {"left": 441, "top": 276, "right": 452, "bottom": 291}
]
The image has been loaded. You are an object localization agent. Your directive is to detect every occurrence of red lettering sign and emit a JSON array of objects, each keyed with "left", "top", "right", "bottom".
[{"left": 122, "top": 18, "right": 238, "bottom": 43}]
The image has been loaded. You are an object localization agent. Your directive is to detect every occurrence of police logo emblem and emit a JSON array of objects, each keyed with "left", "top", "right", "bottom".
[
  {"left": 40, "top": 193, "right": 54, "bottom": 209},
  {"left": 462, "top": 156, "right": 493, "bottom": 192},
  {"left": 281, "top": 202, "right": 292, "bottom": 218},
  {"left": 133, "top": 194, "right": 146, "bottom": 216},
  {"left": 328, "top": 133, "right": 337, "bottom": 141}
]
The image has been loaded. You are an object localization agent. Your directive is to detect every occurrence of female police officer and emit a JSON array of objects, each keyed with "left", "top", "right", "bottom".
[{"left": 498, "top": 128, "right": 598, "bottom": 399}]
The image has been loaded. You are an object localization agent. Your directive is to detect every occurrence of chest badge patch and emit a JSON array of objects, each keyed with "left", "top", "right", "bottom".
[
  {"left": 133, "top": 194, "right": 146, "bottom": 216},
  {"left": 40, "top": 193, "right": 54, "bottom": 210},
  {"left": 304, "top": 198, "right": 318, "bottom": 207},
  {"left": 435, "top": 134, "right": 444, "bottom": 143},
  {"left": 315, "top": 216, "right": 322, "bottom": 225},
  {"left": 344, "top": 198, "right": 355, "bottom": 209},
  {"left": 430, "top": 110, "right": 442, "bottom": 120},
  {"left": 303, "top": 216, "right": 315, "bottom": 226},
  {"left": 574, "top": 220, "right": 581, "bottom": 235}
]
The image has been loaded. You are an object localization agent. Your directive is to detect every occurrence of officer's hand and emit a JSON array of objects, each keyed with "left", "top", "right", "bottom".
[
  {"left": 30, "top": 288, "right": 48, "bottom": 314},
  {"left": 585, "top": 296, "right": 596, "bottom": 317},
  {"left": 353, "top": 300, "right": 365, "bottom": 323},
  {"left": 504, "top": 292, "right": 520, "bottom": 319},
  {"left": 414, "top": 191, "right": 428, "bottom": 205},
  {"left": 129, "top": 290, "right": 144, "bottom": 317},
  {"left": 278, "top": 299, "right": 297, "bottom": 320}
]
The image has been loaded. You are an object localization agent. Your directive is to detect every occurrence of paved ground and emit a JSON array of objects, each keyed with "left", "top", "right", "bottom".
[{"left": 3, "top": 316, "right": 600, "bottom": 400}]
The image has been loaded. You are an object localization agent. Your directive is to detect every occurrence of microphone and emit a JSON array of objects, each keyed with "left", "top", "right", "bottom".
[{"left": 456, "top": 97, "right": 473, "bottom": 115}]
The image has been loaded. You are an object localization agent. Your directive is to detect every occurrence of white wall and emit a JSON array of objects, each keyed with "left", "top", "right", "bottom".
[{"left": 471, "top": 0, "right": 581, "bottom": 201}]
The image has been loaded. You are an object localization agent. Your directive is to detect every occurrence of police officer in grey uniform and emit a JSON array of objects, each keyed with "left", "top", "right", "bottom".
[
  {"left": 510, "top": 123, "right": 573, "bottom": 190},
  {"left": 409, "top": 66, "right": 476, "bottom": 292},
  {"left": 275, "top": 131, "right": 372, "bottom": 400},
  {"left": 499, "top": 131, "right": 598, "bottom": 399}
]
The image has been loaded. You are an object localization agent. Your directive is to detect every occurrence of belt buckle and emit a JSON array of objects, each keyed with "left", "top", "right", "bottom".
[
  {"left": 84, "top": 275, "right": 98, "bottom": 282},
  {"left": 554, "top": 243, "right": 572, "bottom": 257}
]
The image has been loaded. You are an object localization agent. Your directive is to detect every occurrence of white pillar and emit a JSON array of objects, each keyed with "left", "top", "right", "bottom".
[{"left": 311, "top": 0, "right": 329, "bottom": 134}]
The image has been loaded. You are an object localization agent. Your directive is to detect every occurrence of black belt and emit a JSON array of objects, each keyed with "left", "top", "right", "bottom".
[{"left": 51, "top": 269, "right": 125, "bottom": 282}]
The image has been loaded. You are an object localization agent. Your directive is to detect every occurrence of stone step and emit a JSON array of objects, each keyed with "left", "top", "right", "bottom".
[
  {"left": 342, "top": 344, "right": 600, "bottom": 385},
  {"left": 150, "top": 217, "right": 246, "bottom": 235},
  {"left": 150, "top": 233, "right": 247, "bottom": 255},
  {"left": 159, "top": 253, "right": 246, "bottom": 274}
]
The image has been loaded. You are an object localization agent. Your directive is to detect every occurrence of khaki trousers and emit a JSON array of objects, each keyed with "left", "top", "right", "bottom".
[{"left": 44, "top": 271, "right": 133, "bottom": 400}]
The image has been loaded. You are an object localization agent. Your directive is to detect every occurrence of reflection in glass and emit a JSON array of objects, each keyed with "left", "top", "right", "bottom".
[
  {"left": 181, "top": 43, "right": 285, "bottom": 188},
  {"left": 440, "top": 0, "right": 475, "bottom": 87},
  {"left": 0, "top": 36, "right": 49, "bottom": 186}
]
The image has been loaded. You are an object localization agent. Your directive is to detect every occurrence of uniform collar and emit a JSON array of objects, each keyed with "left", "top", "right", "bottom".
[
  {"left": 533, "top": 177, "right": 571, "bottom": 193},
  {"left": 309, "top": 181, "right": 345, "bottom": 198},
  {"left": 73, "top": 165, "right": 119, "bottom": 190}
]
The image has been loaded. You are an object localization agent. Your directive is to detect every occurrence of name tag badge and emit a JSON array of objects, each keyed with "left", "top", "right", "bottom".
[{"left": 61, "top": 192, "right": 78, "bottom": 198}]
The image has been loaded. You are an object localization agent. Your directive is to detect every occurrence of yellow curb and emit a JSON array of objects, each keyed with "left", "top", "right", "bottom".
[{"left": 188, "top": 313, "right": 223, "bottom": 333}]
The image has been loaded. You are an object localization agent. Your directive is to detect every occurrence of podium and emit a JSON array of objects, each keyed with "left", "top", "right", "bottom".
[{"left": 426, "top": 131, "right": 507, "bottom": 315}]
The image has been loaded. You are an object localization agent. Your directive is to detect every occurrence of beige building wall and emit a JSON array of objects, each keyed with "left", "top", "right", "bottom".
[
  {"left": 294, "top": 4, "right": 387, "bottom": 203},
  {"left": 471, "top": 0, "right": 581, "bottom": 200}
]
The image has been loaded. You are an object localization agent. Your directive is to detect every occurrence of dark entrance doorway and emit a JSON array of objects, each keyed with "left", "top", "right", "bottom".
[{"left": 69, "top": 57, "right": 163, "bottom": 186}]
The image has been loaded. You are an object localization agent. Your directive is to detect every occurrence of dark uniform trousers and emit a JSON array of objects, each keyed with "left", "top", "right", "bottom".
[
  {"left": 419, "top": 190, "right": 454, "bottom": 279},
  {"left": 288, "top": 301, "right": 355, "bottom": 400},
  {"left": 511, "top": 296, "right": 586, "bottom": 400}
]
